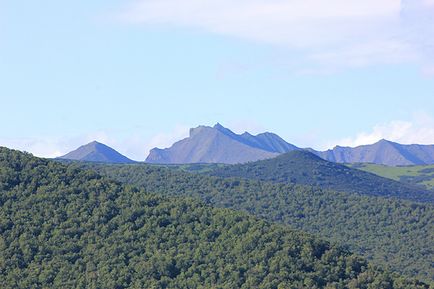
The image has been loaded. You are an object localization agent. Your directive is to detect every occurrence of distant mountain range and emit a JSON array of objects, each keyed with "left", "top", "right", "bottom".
[
  {"left": 58, "top": 141, "right": 135, "bottom": 164},
  {"left": 312, "top": 139, "right": 434, "bottom": 166},
  {"left": 146, "top": 123, "right": 298, "bottom": 164},
  {"left": 59, "top": 123, "right": 434, "bottom": 166},
  {"left": 146, "top": 124, "right": 434, "bottom": 166}
]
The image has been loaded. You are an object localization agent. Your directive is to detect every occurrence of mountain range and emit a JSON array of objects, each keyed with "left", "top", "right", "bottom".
[
  {"left": 312, "top": 139, "right": 434, "bottom": 166},
  {"left": 146, "top": 123, "right": 434, "bottom": 166},
  {"left": 146, "top": 123, "right": 298, "bottom": 164},
  {"left": 58, "top": 123, "right": 434, "bottom": 166}
]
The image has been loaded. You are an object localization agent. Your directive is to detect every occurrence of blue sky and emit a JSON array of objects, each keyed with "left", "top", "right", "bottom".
[{"left": 1, "top": 0, "right": 434, "bottom": 160}]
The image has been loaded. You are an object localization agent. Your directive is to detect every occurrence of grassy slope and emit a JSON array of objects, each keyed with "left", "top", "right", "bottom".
[{"left": 349, "top": 163, "right": 434, "bottom": 190}]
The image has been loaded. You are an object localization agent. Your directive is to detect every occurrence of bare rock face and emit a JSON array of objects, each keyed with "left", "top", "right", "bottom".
[{"left": 146, "top": 123, "right": 298, "bottom": 164}]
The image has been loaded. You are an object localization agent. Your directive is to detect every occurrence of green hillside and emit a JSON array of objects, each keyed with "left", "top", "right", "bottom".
[
  {"left": 85, "top": 162, "right": 434, "bottom": 284},
  {"left": 208, "top": 150, "right": 434, "bottom": 203},
  {"left": 3, "top": 147, "right": 429, "bottom": 288},
  {"left": 349, "top": 163, "right": 434, "bottom": 190}
]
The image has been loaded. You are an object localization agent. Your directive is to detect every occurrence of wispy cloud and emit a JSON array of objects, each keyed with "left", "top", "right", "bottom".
[
  {"left": 0, "top": 123, "right": 264, "bottom": 161},
  {"left": 0, "top": 130, "right": 122, "bottom": 158},
  {"left": 119, "top": 0, "right": 434, "bottom": 72},
  {"left": 0, "top": 126, "right": 194, "bottom": 161},
  {"left": 120, "top": 0, "right": 401, "bottom": 48},
  {"left": 143, "top": 124, "right": 190, "bottom": 153},
  {"left": 324, "top": 112, "right": 434, "bottom": 148}
]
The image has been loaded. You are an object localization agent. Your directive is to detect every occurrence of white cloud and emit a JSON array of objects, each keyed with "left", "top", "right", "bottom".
[
  {"left": 0, "top": 138, "right": 65, "bottom": 159},
  {"left": 422, "top": 66, "right": 434, "bottom": 76},
  {"left": 119, "top": 0, "right": 434, "bottom": 72},
  {"left": 120, "top": 0, "right": 400, "bottom": 47},
  {"left": 325, "top": 112, "right": 434, "bottom": 148},
  {"left": 0, "top": 123, "right": 255, "bottom": 161},
  {"left": 0, "top": 132, "right": 115, "bottom": 159},
  {"left": 143, "top": 124, "right": 190, "bottom": 154},
  {"left": 309, "top": 40, "right": 417, "bottom": 68},
  {"left": 424, "top": 0, "right": 434, "bottom": 5},
  {"left": 0, "top": 130, "right": 191, "bottom": 162}
]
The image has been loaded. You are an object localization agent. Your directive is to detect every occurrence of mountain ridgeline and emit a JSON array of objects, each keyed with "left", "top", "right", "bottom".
[
  {"left": 312, "top": 139, "right": 434, "bottom": 166},
  {"left": 1, "top": 147, "right": 429, "bottom": 288},
  {"left": 58, "top": 141, "right": 135, "bottom": 164},
  {"left": 146, "top": 123, "right": 298, "bottom": 164},
  {"left": 59, "top": 124, "right": 434, "bottom": 167},
  {"left": 144, "top": 123, "right": 434, "bottom": 166},
  {"left": 209, "top": 150, "right": 434, "bottom": 203}
]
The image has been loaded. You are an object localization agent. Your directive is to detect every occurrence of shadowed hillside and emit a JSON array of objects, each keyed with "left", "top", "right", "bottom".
[{"left": 209, "top": 150, "right": 434, "bottom": 203}]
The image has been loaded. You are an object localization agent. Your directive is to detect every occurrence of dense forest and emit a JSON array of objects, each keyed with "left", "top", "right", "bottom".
[
  {"left": 207, "top": 150, "right": 434, "bottom": 203},
  {"left": 85, "top": 162, "right": 434, "bottom": 284},
  {"left": 1, "top": 147, "right": 429, "bottom": 288}
]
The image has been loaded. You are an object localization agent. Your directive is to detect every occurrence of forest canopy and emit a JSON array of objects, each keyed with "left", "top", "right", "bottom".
[
  {"left": 85, "top": 162, "right": 434, "bottom": 284},
  {"left": 0, "top": 147, "right": 430, "bottom": 288}
]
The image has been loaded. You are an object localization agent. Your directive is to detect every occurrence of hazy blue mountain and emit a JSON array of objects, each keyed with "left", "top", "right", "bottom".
[
  {"left": 146, "top": 123, "right": 298, "bottom": 164},
  {"left": 58, "top": 141, "right": 135, "bottom": 163},
  {"left": 313, "top": 139, "right": 434, "bottom": 166}
]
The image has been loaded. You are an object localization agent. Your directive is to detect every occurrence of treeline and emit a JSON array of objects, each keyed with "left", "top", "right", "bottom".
[
  {"left": 85, "top": 162, "right": 434, "bottom": 284},
  {"left": 1, "top": 147, "right": 428, "bottom": 288}
]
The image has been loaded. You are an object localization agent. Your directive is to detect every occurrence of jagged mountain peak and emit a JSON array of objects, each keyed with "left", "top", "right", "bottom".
[
  {"left": 213, "top": 122, "right": 225, "bottom": 129},
  {"left": 146, "top": 123, "right": 298, "bottom": 164}
]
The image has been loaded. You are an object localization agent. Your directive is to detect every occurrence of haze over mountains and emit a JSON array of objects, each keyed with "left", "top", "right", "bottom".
[
  {"left": 59, "top": 123, "right": 434, "bottom": 166},
  {"left": 146, "top": 123, "right": 434, "bottom": 166},
  {"left": 313, "top": 139, "right": 434, "bottom": 166}
]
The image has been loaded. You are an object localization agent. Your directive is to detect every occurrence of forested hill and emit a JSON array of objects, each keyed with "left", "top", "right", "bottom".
[
  {"left": 86, "top": 162, "right": 434, "bottom": 284},
  {"left": 209, "top": 150, "right": 434, "bottom": 203},
  {"left": 1, "top": 148, "right": 428, "bottom": 288}
]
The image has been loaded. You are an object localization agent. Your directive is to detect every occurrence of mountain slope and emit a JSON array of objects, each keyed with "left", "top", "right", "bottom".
[
  {"left": 349, "top": 163, "right": 434, "bottom": 190},
  {"left": 146, "top": 124, "right": 434, "bottom": 166},
  {"left": 209, "top": 150, "right": 434, "bottom": 203},
  {"left": 239, "top": 131, "right": 298, "bottom": 153},
  {"left": 58, "top": 141, "right": 135, "bottom": 163},
  {"left": 314, "top": 139, "right": 434, "bottom": 166},
  {"left": 2, "top": 147, "right": 427, "bottom": 288},
  {"left": 85, "top": 162, "right": 434, "bottom": 283},
  {"left": 146, "top": 123, "right": 297, "bottom": 164}
]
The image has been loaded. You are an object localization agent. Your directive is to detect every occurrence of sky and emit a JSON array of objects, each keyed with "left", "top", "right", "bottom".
[{"left": 1, "top": 0, "right": 434, "bottom": 160}]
